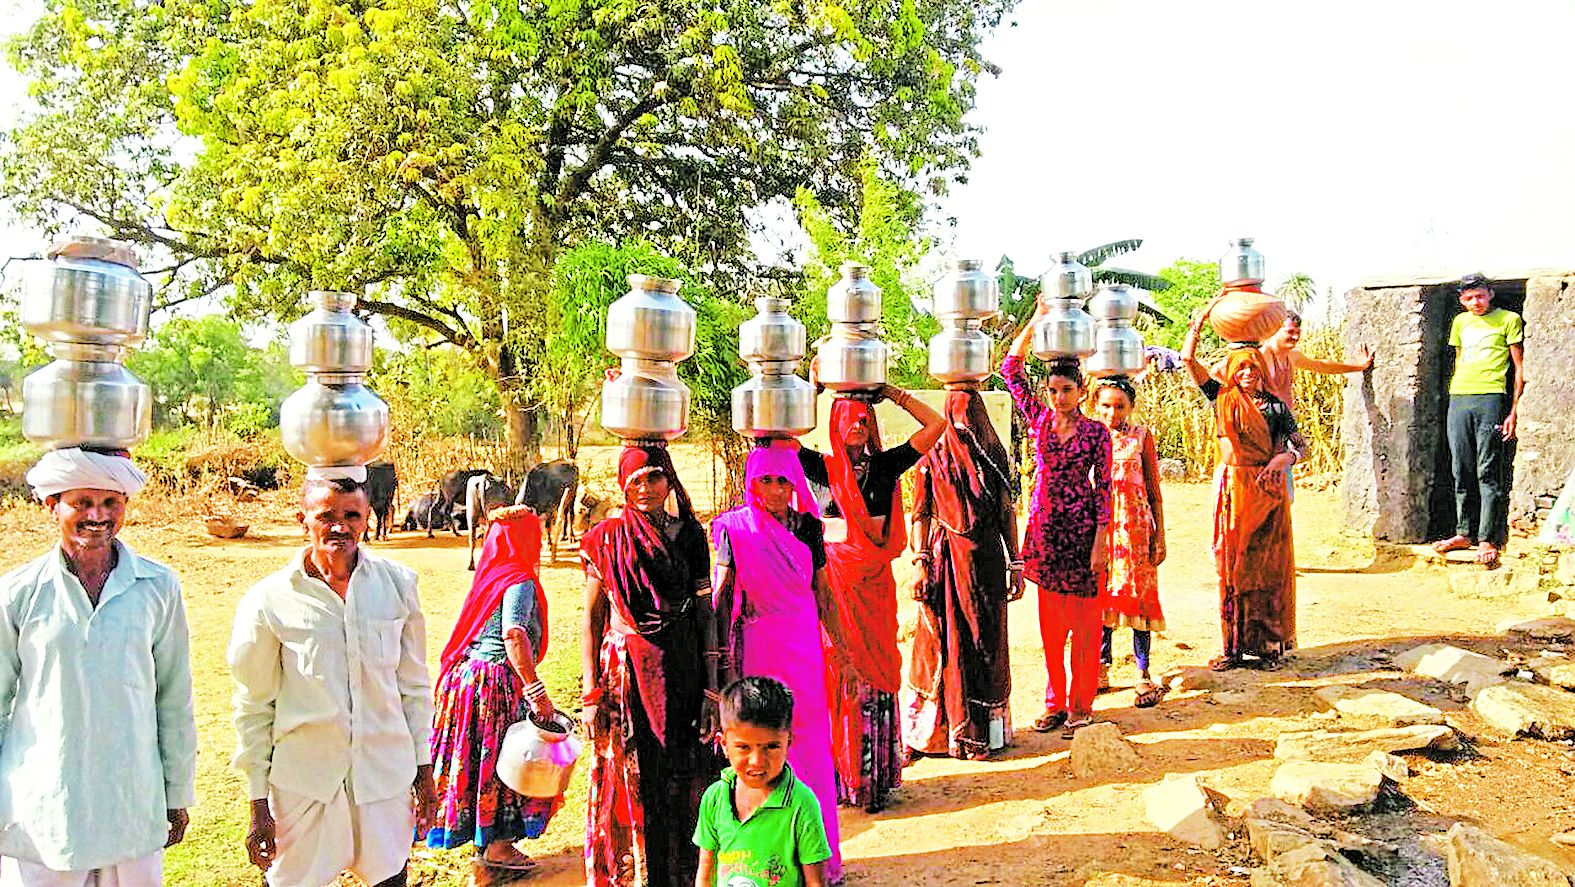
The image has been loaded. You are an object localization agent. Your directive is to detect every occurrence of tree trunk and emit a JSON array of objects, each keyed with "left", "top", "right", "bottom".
[{"left": 505, "top": 399, "right": 542, "bottom": 466}]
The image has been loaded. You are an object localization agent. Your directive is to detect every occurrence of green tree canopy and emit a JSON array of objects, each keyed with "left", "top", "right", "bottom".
[{"left": 126, "top": 315, "right": 299, "bottom": 435}]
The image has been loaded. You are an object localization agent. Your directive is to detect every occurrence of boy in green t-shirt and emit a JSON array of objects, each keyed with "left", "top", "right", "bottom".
[
  {"left": 694, "top": 677, "right": 831, "bottom": 887},
  {"left": 1432, "top": 273, "right": 1526, "bottom": 567}
]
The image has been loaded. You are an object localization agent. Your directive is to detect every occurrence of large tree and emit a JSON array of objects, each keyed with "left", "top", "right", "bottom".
[{"left": 1, "top": 0, "right": 1017, "bottom": 456}]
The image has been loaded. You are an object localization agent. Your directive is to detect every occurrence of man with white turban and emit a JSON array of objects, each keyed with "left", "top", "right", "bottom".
[{"left": 0, "top": 448, "right": 197, "bottom": 887}]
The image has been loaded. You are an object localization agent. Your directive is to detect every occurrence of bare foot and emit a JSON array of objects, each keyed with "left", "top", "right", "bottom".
[
  {"left": 1432, "top": 535, "right": 1472, "bottom": 554},
  {"left": 1476, "top": 542, "right": 1500, "bottom": 568}
]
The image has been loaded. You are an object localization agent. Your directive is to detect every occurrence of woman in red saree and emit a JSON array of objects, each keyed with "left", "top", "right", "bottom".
[
  {"left": 902, "top": 384, "right": 1022, "bottom": 761},
  {"left": 580, "top": 445, "right": 722, "bottom": 886},
  {"left": 798, "top": 380, "right": 945, "bottom": 812},
  {"left": 1183, "top": 310, "right": 1299, "bottom": 670}
]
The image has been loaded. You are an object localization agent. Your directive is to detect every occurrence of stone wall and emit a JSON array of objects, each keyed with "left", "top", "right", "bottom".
[{"left": 1511, "top": 274, "right": 1575, "bottom": 523}]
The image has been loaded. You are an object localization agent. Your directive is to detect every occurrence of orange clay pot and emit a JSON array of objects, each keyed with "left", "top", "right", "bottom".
[{"left": 1209, "top": 286, "right": 1288, "bottom": 344}]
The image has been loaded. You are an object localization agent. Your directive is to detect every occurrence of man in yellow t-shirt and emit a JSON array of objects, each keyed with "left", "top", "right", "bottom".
[{"left": 1432, "top": 274, "right": 1526, "bottom": 567}]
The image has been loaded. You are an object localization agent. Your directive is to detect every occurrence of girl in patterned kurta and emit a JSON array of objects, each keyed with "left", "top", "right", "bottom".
[
  {"left": 1091, "top": 377, "right": 1168, "bottom": 708},
  {"left": 1004, "top": 302, "right": 1113, "bottom": 738}
]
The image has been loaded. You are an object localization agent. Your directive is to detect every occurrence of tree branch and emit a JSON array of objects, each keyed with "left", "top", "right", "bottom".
[
  {"left": 554, "top": 91, "right": 667, "bottom": 212},
  {"left": 358, "top": 295, "right": 470, "bottom": 348}
]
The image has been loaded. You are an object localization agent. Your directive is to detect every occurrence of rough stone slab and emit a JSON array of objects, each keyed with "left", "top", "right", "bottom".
[
  {"left": 1249, "top": 843, "right": 1388, "bottom": 887},
  {"left": 1445, "top": 823, "right": 1573, "bottom": 886},
  {"left": 1143, "top": 773, "right": 1226, "bottom": 850},
  {"left": 1395, "top": 643, "right": 1509, "bottom": 696},
  {"left": 1162, "top": 665, "right": 1219, "bottom": 692},
  {"left": 1471, "top": 683, "right": 1575, "bottom": 739},
  {"left": 1552, "top": 831, "right": 1575, "bottom": 848},
  {"left": 1364, "top": 751, "right": 1410, "bottom": 783},
  {"left": 1274, "top": 724, "right": 1459, "bottom": 761},
  {"left": 1270, "top": 761, "right": 1384, "bottom": 813},
  {"left": 1450, "top": 568, "right": 1539, "bottom": 600},
  {"left": 1243, "top": 797, "right": 1318, "bottom": 828},
  {"left": 1528, "top": 656, "right": 1575, "bottom": 691},
  {"left": 1247, "top": 815, "right": 1326, "bottom": 863},
  {"left": 1070, "top": 722, "right": 1141, "bottom": 779},
  {"left": 1499, "top": 616, "right": 1575, "bottom": 642},
  {"left": 1313, "top": 685, "right": 1446, "bottom": 726}
]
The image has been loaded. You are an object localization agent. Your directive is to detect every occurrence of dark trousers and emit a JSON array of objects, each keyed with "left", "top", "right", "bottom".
[
  {"left": 1446, "top": 393, "right": 1510, "bottom": 546},
  {"left": 1101, "top": 625, "right": 1153, "bottom": 672}
]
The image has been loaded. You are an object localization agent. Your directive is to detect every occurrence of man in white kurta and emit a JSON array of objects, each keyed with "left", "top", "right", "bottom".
[
  {"left": 229, "top": 475, "right": 434, "bottom": 887},
  {"left": 0, "top": 448, "right": 197, "bottom": 887}
]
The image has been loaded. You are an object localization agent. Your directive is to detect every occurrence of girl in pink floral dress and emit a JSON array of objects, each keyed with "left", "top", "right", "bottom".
[{"left": 1091, "top": 377, "right": 1168, "bottom": 707}]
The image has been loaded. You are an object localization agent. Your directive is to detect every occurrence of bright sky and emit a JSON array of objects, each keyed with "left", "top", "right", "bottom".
[{"left": 2, "top": 0, "right": 1573, "bottom": 309}]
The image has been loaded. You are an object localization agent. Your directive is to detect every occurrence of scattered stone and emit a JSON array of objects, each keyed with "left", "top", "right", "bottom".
[
  {"left": 1395, "top": 644, "right": 1509, "bottom": 696},
  {"left": 1528, "top": 656, "right": 1575, "bottom": 691},
  {"left": 1274, "top": 724, "right": 1459, "bottom": 761},
  {"left": 1248, "top": 843, "right": 1387, "bottom": 887},
  {"left": 1499, "top": 616, "right": 1575, "bottom": 643},
  {"left": 1246, "top": 815, "right": 1325, "bottom": 863},
  {"left": 1449, "top": 567, "right": 1539, "bottom": 600},
  {"left": 1070, "top": 722, "right": 1141, "bottom": 779},
  {"left": 1243, "top": 797, "right": 1317, "bottom": 827},
  {"left": 1143, "top": 773, "right": 1227, "bottom": 850},
  {"left": 1159, "top": 457, "right": 1186, "bottom": 481},
  {"left": 1470, "top": 683, "right": 1575, "bottom": 740},
  {"left": 1363, "top": 751, "right": 1410, "bottom": 783},
  {"left": 1313, "top": 685, "right": 1445, "bottom": 726},
  {"left": 1444, "top": 823, "right": 1573, "bottom": 886},
  {"left": 1270, "top": 761, "right": 1384, "bottom": 813},
  {"left": 1163, "top": 666, "right": 1218, "bottom": 692},
  {"left": 1551, "top": 831, "right": 1575, "bottom": 848},
  {"left": 1078, "top": 872, "right": 1176, "bottom": 887}
]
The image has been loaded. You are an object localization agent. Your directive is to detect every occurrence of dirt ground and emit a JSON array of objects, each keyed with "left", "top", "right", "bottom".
[{"left": 2, "top": 442, "right": 1571, "bottom": 886}]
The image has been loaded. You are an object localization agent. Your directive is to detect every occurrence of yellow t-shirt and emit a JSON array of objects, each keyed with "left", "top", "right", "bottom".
[{"left": 1448, "top": 308, "right": 1523, "bottom": 395}]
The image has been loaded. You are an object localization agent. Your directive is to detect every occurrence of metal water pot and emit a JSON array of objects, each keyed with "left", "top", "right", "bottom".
[
  {"left": 817, "top": 325, "right": 888, "bottom": 392},
  {"left": 732, "top": 371, "right": 816, "bottom": 438},
  {"left": 1088, "top": 284, "right": 1140, "bottom": 322},
  {"left": 21, "top": 243, "right": 151, "bottom": 346},
  {"left": 288, "top": 291, "right": 373, "bottom": 373},
  {"left": 932, "top": 259, "right": 999, "bottom": 320},
  {"left": 605, "top": 275, "right": 696, "bottom": 362},
  {"left": 280, "top": 375, "right": 390, "bottom": 468},
  {"left": 1220, "top": 237, "right": 1266, "bottom": 287},
  {"left": 21, "top": 343, "right": 152, "bottom": 449},
  {"left": 1042, "top": 251, "right": 1093, "bottom": 302},
  {"left": 600, "top": 359, "right": 690, "bottom": 441},
  {"left": 928, "top": 320, "right": 994, "bottom": 383},
  {"left": 738, "top": 296, "right": 806, "bottom": 364},
  {"left": 1032, "top": 301, "right": 1096, "bottom": 360},
  {"left": 497, "top": 712, "right": 583, "bottom": 799},
  {"left": 827, "top": 262, "right": 882, "bottom": 324},
  {"left": 1087, "top": 326, "right": 1145, "bottom": 376}
]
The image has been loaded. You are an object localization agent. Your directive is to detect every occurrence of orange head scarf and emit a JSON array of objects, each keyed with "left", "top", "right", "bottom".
[{"left": 1216, "top": 347, "right": 1275, "bottom": 466}]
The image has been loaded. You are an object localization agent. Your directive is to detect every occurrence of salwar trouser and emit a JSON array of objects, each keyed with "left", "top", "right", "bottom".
[
  {"left": 0, "top": 853, "right": 161, "bottom": 887},
  {"left": 1038, "top": 590, "right": 1101, "bottom": 717}
]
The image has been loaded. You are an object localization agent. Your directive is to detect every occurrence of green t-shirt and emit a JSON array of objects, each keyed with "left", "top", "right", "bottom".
[
  {"left": 1448, "top": 307, "right": 1523, "bottom": 395},
  {"left": 693, "top": 765, "right": 832, "bottom": 887}
]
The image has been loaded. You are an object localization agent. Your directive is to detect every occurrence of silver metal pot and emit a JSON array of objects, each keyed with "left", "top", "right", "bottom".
[
  {"left": 1220, "top": 237, "right": 1266, "bottom": 286},
  {"left": 1087, "top": 284, "right": 1140, "bottom": 322},
  {"left": 288, "top": 291, "right": 373, "bottom": 373},
  {"left": 605, "top": 275, "right": 695, "bottom": 362},
  {"left": 817, "top": 324, "right": 888, "bottom": 392},
  {"left": 928, "top": 320, "right": 994, "bottom": 383},
  {"left": 738, "top": 296, "right": 806, "bottom": 364},
  {"left": 21, "top": 254, "right": 151, "bottom": 346},
  {"left": 732, "top": 373, "right": 816, "bottom": 438},
  {"left": 21, "top": 343, "right": 152, "bottom": 449},
  {"left": 932, "top": 259, "right": 999, "bottom": 320},
  {"left": 1086, "top": 326, "right": 1145, "bottom": 376},
  {"left": 280, "top": 376, "right": 390, "bottom": 467},
  {"left": 1042, "top": 251, "right": 1093, "bottom": 302},
  {"left": 497, "top": 712, "right": 583, "bottom": 799},
  {"left": 826, "top": 262, "right": 882, "bottom": 324},
  {"left": 1031, "top": 301, "right": 1096, "bottom": 360},
  {"left": 600, "top": 359, "right": 690, "bottom": 441}
]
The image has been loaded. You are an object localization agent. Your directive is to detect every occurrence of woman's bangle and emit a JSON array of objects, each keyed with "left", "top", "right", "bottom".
[
  {"left": 580, "top": 688, "right": 604, "bottom": 707},
  {"left": 704, "top": 689, "right": 724, "bottom": 705},
  {"left": 1008, "top": 559, "right": 1025, "bottom": 570}
]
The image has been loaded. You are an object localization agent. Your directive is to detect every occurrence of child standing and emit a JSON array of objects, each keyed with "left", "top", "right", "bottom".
[
  {"left": 1090, "top": 377, "right": 1168, "bottom": 707},
  {"left": 1431, "top": 273, "right": 1526, "bottom": 569},
  {"left": 694, "top": 677, "right": 832, "bottom": 887},
  {"left": 1004, "top": 302, "right": 1113, "bottom": 738}
]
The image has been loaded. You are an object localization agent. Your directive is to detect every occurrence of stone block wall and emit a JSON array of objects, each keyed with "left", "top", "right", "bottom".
[{"left": 1511, "top": 275, "right": 1575, "bottom": 523}]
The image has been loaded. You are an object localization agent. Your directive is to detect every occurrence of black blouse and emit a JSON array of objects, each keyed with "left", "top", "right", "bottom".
[
  {"left": 1199, "top": 379, "right": 1298, "bottom": 447},
  {"left": 798, "top": 443, "right": 922, "bottom": 519},
  {"left": 713, "top": 510, "right": 829, "bottom": 572}
]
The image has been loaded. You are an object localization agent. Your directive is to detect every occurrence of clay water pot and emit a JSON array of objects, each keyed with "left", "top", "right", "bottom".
[{"left": 1209, "top": 287, "right": 1288, "bottom": 344}]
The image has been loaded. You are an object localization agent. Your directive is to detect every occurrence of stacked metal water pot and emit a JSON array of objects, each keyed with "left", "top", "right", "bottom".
[
  {"left": 1031, "top": 251, "right": 1096, "bottom": 362},
  {"left": 732, "top": 293, "right": 815, "bottom": 437},
  {"left": 279, "top": 291, "right": 389, "bottom": 472},
  {"left": 816, "top": 262, "right": 888, "bottom": 398},
  {"left": 1086, "top": 284, "right": 1145, "bottom": 376},
  {"left": 20, "top": 236, "right": 154, "bottom": 449},
  {"left": 928, "top": 259, "right": 999, "bottom": 384},
  {"left": 601, "top": 275, "right": 695, "bottom": 441},
  {"left": 1211, "top": 237, "right": 1288, "bottom": 344}
]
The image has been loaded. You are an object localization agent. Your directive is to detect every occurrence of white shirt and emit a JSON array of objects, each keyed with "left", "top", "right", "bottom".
[
  {"left": 228, "top": 549, "right": 433, "bottom": 806},
  {"left": 0, "top": 542, "right": 197, "bottom": 871}
]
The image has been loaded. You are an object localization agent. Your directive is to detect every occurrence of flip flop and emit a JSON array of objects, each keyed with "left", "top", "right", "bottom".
[
  {"left": 1209, "top": 655, "right": 1240, "bottom": 672},
  {"left": 1032, "top": 709, "right": 1067, "bottom": 733},
  {"left": 1062, "top": 716, "right": 1093, "bottom": 740},
  {"left": 1134, "top": 680, "right": 1167, "bottom": 708}
]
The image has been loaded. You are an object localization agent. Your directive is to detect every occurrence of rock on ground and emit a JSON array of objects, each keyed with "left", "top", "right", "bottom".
[
  {"left": 1269, "top": 761, "right": 1384, "bottom": 813},
  {"left": 1249, "top": 843, "right": 1388, "bottom": 887},
  {"left": 1528, "top": 655, "right": 1575, "bottom": 691},
  {"left": 1470, "top": 682, "right": 1575, "bottom": 739},
  {"left": 1363, "top": 751, "right": 1410, "bottom": 783},
  {"left": 1070, "top": 722, "right": 1141, "bottom": 779},
  {"left": 1445, "top": 823, "right": 1573, "bottom": 887},
  {"left": 1142, "top": 773, "right": 1227, "bottom": 850},
  {"left": 1313, "top": 685, "right": 1445, "bottom": 726},
  {"left": 1498, "top": 616, "right": 1575, "bottom": 642},
  {"left": 1162, "top": 665, "right": 1219, "bottom": 692},
  {"left": 1274, "top": 724, "right": 1459, "bottom": 761},
  {"left": 1394, "top": 644, "right": 1509, "bottom": 696}
]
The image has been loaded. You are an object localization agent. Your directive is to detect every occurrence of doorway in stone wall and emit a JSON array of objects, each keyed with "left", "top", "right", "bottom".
[{"left": 1424, "top": 279, "right": 1527, "bottom": 543}]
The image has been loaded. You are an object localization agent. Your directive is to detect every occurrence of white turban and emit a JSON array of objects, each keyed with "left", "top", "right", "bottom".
[
  {"left": 26, "top": 448, "right": 149, "bottom": 501},
  {"left": 305, "top": 465, "right": 368, "bottom": 483}
]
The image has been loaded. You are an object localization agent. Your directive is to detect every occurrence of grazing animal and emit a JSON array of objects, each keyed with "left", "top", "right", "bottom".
[
  {"left": 364, "top": 461, "right": 398, "bottom": 541},
  {"left": 464, "top": 473, "right": 516, "bottom": 570},
  {"left": 432, "top": 468, "right": 490, "bottom": 537},
  {"left": 575, "top": 489, "right": 619, "bottom": 537},
  {"left": 400, "top": 492, "right": 452, "bottom": 533},
  {"left": 515, "top": 459, "right": 580, "bottom": 562}
]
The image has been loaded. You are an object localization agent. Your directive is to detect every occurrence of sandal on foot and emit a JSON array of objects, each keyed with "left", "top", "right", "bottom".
[
  {"left": 1208, "top": 654, "right": 1241, "bottom": 672},
  {"left": 1032, "top": 709, "right": 1068, "bottom": 733},
  {"left": 1134, "top": 680, "right": 1167, "bottom": 708},
  {"left": 1062, "top": 716, "right": 1093, "bottom": 739}
]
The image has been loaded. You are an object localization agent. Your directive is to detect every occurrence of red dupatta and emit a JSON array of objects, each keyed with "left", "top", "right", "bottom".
[{"left": 439, "top": 507, "right": 547, "bottom": 675}]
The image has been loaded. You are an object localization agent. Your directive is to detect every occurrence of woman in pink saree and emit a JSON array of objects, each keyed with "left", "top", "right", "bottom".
[{"left": 711, "top": 441, "right": 845, "bottom": 882}]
